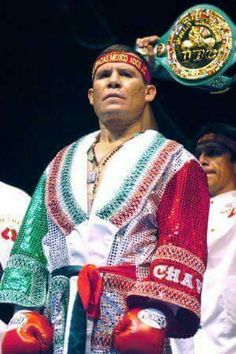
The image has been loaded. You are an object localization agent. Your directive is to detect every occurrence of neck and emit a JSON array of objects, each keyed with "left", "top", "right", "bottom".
[
  {"left": 211, "top": 189, "right": 236, "bottom": 198},
  {"left": 210, "top": 179, "right": 236, "bottom": 198},
  {"left": 98, "top": 120, "right": 145, "bottom": 144},
  {"left": 143, "top": 104, "right": 158, "bottom": 130}
]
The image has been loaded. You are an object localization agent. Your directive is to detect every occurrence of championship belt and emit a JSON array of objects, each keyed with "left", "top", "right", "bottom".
[{"left": 139, "top": 4, "right": 236, "bottom": 93}]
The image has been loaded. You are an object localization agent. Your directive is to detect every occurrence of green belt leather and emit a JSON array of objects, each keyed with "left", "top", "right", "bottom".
[{"left": 138, "top": 4, "right": 236, "bottom": 93}]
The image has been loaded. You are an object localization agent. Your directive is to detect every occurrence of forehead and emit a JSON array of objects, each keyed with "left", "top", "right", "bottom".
[
  {"left": 195, "top": 141, "right": 231, "bottom": 159},
  {"left": 197, "top": 132, "right": 236, "bottom": 153},
  {"left": 95, "top": 61, "right": 142, "bottom": 75},
  {"left": 197, "top": 133, "right": 217, "bottom": 145},
  {"left": 92, "top": 51, "right": 151, "bottom": 83},
  {"left": 196, "top": 135, "right": 231, "bottom": 153}
]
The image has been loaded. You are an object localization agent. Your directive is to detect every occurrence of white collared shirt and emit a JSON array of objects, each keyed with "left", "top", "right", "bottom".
[{"left": 171, "top": 190, "right": 236, "bottom": 354}]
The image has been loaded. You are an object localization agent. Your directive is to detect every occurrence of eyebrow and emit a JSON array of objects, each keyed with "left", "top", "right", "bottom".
[
  {"left": 96, "top": 64, "right": 138, "bottom": 75},
  {"left": 196, "top": 142, "right": 232, "bottom": 150}
]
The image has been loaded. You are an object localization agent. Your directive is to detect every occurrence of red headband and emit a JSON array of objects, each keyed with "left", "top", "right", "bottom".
[
  {"left": 92, "top": 51, "right": 151, "bottom": 83},
  {"left": 197, "top": 133, "right": 236, "bottom": 153}
]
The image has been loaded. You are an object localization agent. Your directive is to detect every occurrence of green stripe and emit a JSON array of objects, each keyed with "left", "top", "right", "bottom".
[
  {"left": 12, "top": 173, "right": 48, "bottom": 263},
  {"left": 60, "top": 139, "right": 87, "bottom": 225},
  {"left": 68, "top": 293, "right": 87, "bottom": 354},
  {"left": 52, "top": 265, "right": 82, "bottom": 278},
  {"left": 0, "top": 173, "right": 49, "bottom": 307},
  {"left": 97, "top": 133, "right": 167, "bottom": 219},
  {"left": 52, "top": 265, "right": 87, "bottom": 354}
]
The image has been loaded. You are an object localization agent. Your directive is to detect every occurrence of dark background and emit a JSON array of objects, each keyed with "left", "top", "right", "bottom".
[{"left": 1, "top": 0, "right": 235, "bottom": 194}]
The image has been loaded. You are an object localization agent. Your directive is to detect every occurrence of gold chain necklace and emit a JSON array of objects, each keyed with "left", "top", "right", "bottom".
[
  {"left": 87, "top": 142, "right": 124, "bottom": 186},
  {"left": 87, "top": 131, "right": 144, "bottom": 191}
]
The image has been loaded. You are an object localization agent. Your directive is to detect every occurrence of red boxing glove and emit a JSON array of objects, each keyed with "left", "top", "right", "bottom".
[
  {"left": 2, "top": 311, "right": 53, "bottom": 354},
  {"left": 112, "top": 308, "right": 168, "bottom": 354}
]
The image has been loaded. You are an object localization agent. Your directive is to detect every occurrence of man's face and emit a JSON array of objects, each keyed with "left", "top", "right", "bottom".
[
  {"left": 88, "top": 58, "right": 156, "bottom": 128},
  {"left": 196, "top": 138, "right": 236, "bottom": 197}
]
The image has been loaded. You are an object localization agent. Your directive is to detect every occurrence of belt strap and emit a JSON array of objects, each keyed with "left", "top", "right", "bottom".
[{"left": 78, "top": 264, "right": 136, "bottom": 319}]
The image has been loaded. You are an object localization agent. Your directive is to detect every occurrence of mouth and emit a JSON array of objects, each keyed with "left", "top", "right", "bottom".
[
  {"left": 103, "top": 93, "right": 125, "bottom": 100},
  {"left": 204, "top": 169, "right": 215, "bottom": 175}
]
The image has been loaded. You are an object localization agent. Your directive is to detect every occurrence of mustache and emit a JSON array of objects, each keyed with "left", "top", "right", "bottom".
[{"left": 103, "top": 92, "right": 125, "bottom": 100}]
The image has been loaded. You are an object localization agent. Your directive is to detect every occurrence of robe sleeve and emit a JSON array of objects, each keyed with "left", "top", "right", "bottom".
[
  {"left": 127, "top": 159, "right": 209, "bottom": 338},
  {"left": 0, "top": 173, "right": 49, "bottom": 310}
]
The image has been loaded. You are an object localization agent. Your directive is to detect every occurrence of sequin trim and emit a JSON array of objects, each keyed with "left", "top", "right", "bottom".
[
  {"left": 91, "top": 273, "right": 134, "bottom": 352},
  {"left": 128, "top": 281, "right": 200, "bottom": 316},
  {"left": 60, "top": 140, "right": 87, "bottom": 225},
  {"left": 46, "top": 146, "right": 74, "bottom": 234},
  {"left": 45, "top": 275, "right": 70, "bottom": 354},
  {"left": 103, "top": 272, "right": 135, "bottom": 293},
  {"left": 46, "top": 139, "right": 87, "bottom": 235},
  {"left": 46, "top": 133, "right": 179, "bottom": 232},
  {"left": 154, "top": 245, "right": 206, "bottom": 275},
  {"left": 98, "top": 134, "right": 179, "bottom": 225},
  {"left": 11, "top": 173, "right": 48, "bottom": 264},
  {"left": 0, "top": 254, "right": 48, "bottom": 307},
  {"left": 109, "top": 140, "right": 179, "bottom": 228}
]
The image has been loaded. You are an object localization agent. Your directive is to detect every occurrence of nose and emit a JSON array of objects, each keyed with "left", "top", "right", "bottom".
[{"left": 107, "top": 71, "right": 121, "bottom": 88}]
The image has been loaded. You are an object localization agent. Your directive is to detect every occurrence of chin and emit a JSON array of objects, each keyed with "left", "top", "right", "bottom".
[
  {"left": 208, "top": 185, "right": 218, "bottom": 197},
  {"left": 101, "top": 113, "right": 130, "bottom": 125}
]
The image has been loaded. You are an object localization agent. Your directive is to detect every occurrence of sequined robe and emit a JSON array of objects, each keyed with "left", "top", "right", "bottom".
[{"left": 0, "top": 130, "right": 209, "bottom": 354}]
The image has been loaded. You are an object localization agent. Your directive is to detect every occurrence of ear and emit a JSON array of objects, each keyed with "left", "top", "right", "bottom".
[
  {"left": 233, "top": 160, "right": 236, "bottom": 175},
  {"left": 233, "top": 162, "right": 236, "bottom": 188},
  {"left": 88, "top": 88, "right": 94, "bottom": 106},
  {"left": 145, "top": 84, "right": 157, "bottom": 103}
]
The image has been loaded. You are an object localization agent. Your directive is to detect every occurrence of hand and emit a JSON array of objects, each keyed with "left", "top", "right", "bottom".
[
  {"left": 2, "top": 311, "right": 53, "bottom": 354},
  {"left": 136, "top": 35, "right": 159, "bottom": 59},
  {"left": 112, "top": 307, "right": 168, "bottom": 354}
]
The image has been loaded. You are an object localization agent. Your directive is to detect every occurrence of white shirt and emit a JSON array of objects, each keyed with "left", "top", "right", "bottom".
[
  {"left": 171, "top": 190, "right": 236, "bottom": 354},
  {"left": 0, "top": 181, "right": 30, "bottom": 269},
  {"left": 0, "top": 181, "right": 30, "bottom": 344}
]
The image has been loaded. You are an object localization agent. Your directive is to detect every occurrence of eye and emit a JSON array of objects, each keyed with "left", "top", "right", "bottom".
[
  {"left": 120, "top": 69, "right": 133, "bottom": 78},
  {"left": 96, "top": 70, "right": 111, "bottom": 79},
  {"left": 206, "top": 148, "right": 224, "bottom": 157},
  {"left": 195, "top": 144, "right": 229, "bottom": 159}
]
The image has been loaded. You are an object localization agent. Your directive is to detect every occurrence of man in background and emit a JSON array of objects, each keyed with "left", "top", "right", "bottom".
[{"left": 171, "top": 123, "right": 236, "bottom": 354}]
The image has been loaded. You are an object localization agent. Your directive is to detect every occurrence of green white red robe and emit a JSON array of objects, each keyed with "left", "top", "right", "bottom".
[{"left": 0, "top": 130, "right": 209, "bottom": 353}]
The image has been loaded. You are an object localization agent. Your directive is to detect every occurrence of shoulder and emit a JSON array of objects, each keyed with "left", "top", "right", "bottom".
[
  {"left": 149, "top": 130, "right": 200, "bottom": 166},
  {"left": 54, "top": 131, "right": 99, "bottom": 158},
  {"left": 46, "top": 131, "right": 99, "bottom": 173},
  {"left": 150, "top": 132, "right": 207, "bottom": 189}
]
